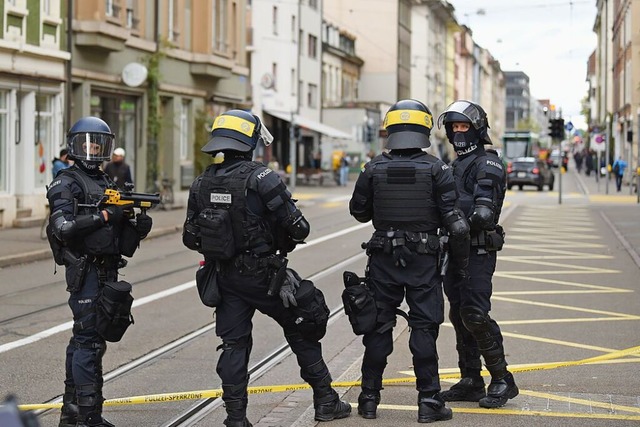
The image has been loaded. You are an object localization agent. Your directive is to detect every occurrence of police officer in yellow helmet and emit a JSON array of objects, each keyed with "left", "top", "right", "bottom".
[
  {"left": 348, "top": 99, "right": 470, "bottom": 423},
  {"left": 183, "top": 109, "right": 351, "bottom": 426}
]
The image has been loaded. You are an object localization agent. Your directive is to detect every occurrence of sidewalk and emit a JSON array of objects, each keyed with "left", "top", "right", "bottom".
[{"left": 0, "top": 184, "right": 354, "bottom": 269}]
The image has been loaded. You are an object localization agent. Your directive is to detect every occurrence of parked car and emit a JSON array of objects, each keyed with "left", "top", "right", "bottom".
[
  {"left": 507, "top": 157, "right": 555, "bottom": 191},
  {"left": 549, "top": 149, "right": 561, "bottom": 168}
]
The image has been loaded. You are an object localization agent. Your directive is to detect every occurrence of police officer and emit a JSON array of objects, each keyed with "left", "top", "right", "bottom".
[
  {"left": 437, "top": 100, "right": 518, "bottom": 408},
  {"left": 182, "top": 109, "right": 351, "bottom": 427},
  {"left": 46, "top": 117, "right": 153, "bottom": 427},
  {"left": 349, "top": 99, "right": 470, "bottom": 423}
]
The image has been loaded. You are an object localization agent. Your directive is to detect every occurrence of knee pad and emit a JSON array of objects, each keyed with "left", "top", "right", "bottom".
[
  {"left": 460, "top": 306, "right": 490, "bottom": 334},
  {"left": 217, "top": 335, "right": 252, "bottom": 352}
]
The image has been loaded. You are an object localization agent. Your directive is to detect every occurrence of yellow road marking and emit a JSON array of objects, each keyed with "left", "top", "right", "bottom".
[
  {"left": 492, "top": 296, "right": 638, "bottom": 319},
  {"left": 371, "top": 403, "right": 640, "bottom": 420},
  {"left": 494, "top": 272, "right": 628, "bottom": 291},
  {"left": 499, "top": 317, "right": 640, "bottom": 325},
  {"left": 495, "top": 290, "right": 631, "bottom": 295}
]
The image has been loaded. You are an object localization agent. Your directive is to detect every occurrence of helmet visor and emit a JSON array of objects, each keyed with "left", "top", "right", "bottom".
[
  {"left": 437, "top": 101, "right": 484, "bottom": 130},
  {"left": 68, "top": 132, "right": 115, "bottom": 162},
  {"left": 260, "top": 122, "right": 274, "bottom": 147}
]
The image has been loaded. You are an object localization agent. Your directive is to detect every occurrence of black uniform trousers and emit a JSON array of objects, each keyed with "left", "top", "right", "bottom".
[
  {"left": 215, "top": 266, "right": 331, "bottom": 401},
  {"left": 65, "top": 264, "right": 110, "bottom": 403},
  {"left": 443, "top": 249, "right": 505, "bottom": 378},
  {"left": 362, "top": 251, "right": 444, "bottom": 393}
]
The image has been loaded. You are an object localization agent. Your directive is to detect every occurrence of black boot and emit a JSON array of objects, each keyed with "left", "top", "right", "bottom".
[
  {"left": 58, "top": 386, "right": 78, "bottom": 427},
  {"left": 479, "top": 372, "right": 518, "bottom": 408},
  {"left": 223, "top": 418, "right": 252, "bottom": 427},
  {"left": 417, "top": 392, "right": 453, "bottom": 423},
  {"left": 314, "top": 389, "right": 352, "bottom": 422},
  {"left": 222, "top": 393, "right": 250, "bottom": 427},
  {"left": 76, "top": 385, "right": 113, "bottom": 427},
  {"left": 357, "top": 389, "right": 380, "bottom": 419},
  {"left": 440, "top": 377, "right": 486, "bottom": 402}
]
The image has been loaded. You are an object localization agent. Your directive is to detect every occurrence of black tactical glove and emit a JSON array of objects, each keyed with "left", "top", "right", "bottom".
[
  {"left": 104, "top": 205, "right": 124, "bottom": 224},
  {"left": 392, "top": 245, "right": 414, "bottom": 268},
  {"left": 135, "top": 213, "right": 153, "bottom": 239},
  {"left": 279, "top": 268, "right": 301, "bottom": 308}
]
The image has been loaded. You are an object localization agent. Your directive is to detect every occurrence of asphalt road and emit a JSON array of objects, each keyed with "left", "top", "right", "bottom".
[{"left": 1, "top": 167, "right": 639, "bottom": 426}]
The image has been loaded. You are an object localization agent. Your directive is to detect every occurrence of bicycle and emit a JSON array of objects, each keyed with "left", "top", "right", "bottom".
[{"left": 155, "top": 176, "right": 174, "bottom": 210}]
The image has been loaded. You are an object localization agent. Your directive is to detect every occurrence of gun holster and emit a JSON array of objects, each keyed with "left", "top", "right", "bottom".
[
  {"left": 267, "top": 256, "right": 289, "bottom": 296},
  {"left": 64, "top": 251, "right": 88, "bottom": 293}
]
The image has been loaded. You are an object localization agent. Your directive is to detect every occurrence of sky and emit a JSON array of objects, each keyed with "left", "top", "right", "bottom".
[{"left": 447, "top": 0, "right": 597, "bottom": 130}]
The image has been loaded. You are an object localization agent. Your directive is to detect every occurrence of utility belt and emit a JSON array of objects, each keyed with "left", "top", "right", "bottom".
[
  {"left": 232, "top": 252, "right": 285, "bottom": 275},
  {"left": 470, "top": 225, "right": 505, "bottom": 254},
  {"left": 363, "top": 230, "right": 440, "bottom": 255}
]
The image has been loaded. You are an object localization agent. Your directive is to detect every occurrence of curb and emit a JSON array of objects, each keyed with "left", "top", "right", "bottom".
[{"left": 0, "top": 224, "right": 182, "bottom": 269}]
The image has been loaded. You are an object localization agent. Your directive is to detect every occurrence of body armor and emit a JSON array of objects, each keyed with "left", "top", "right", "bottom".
[
  {"left": 196, "top": 162, "right": 273, "bottom": 258},
  {"left": 370, "top": 152, "right": 441, "bottom": 232}
]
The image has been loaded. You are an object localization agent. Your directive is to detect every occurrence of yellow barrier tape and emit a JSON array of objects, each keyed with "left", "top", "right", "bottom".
[{"left": 19, "top": 344, "right": 640, "bottom": 411}]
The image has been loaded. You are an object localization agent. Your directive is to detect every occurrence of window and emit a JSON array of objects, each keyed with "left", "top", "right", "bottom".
[
  {"left": 168, "top": 0, "right": 180, "bottom": 42},
  {"left": 35, "top": 94, "right": 53, "bottom": 190},
  {"left": 106, "top": 0, "right": 120, "bottom": 18},
  {"left": 272, "top": 6, "right": 278, "bottom": 35},
  {"left": 179, "top": 100, "right": 190, "bottom": 161},
  {"left": 291, "top": 68, "right": 296, "bottom": 95},
  {"left": 0, "top": 91, "right": 8, "bottom": 192},
  {"left": 308, "top": 34, "right": 317, "bottom": 58},
  {"left": 308, "top": 83, "right": 318, "bottom": 108},
  {"left": 272, "top": 62, "right": 278, "bottom": 91},
  {"left": 291, "top": 15, "right": 296, "bottom": 40},
  {"left": 299, "top": 29, "right": 304, "bottom": 55},
  {"left": 212, "top": 0, "right": 228, "bottom": 53},
  {"left": 126, "top": 0, "right": 139, "bottom": 30}
]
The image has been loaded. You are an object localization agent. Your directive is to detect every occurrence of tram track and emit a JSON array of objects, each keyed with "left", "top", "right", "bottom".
[{"left": 32, "top": 249, "right": 367, "bottom": 424}]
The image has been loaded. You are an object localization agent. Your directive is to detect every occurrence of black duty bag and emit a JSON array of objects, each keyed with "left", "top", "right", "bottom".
[
  {"left": 291, "top": 279, "right": 330, "bottom": 341},
  {"left": 96, "top": 281, "right": 134, "bottom": 342},
  {"left": 196, "top": 261, "right": 221, "bottom": 307},
  {"left": 342, "top": 271, "right": 377, "bottom": 335},
  {"left": 198, "top": 208, "right": 235, "bottom": 260},
  {"left": 119, "top": 220, "right": 141, "bottom": 257}
]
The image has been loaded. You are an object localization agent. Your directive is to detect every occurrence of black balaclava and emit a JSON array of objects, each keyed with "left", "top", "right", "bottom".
[
  {"left": 446, "top": 123, "right": 483, "bottom": 157},
  {"left": 76, "top": 160, "right": 101, "bottom": 174}
]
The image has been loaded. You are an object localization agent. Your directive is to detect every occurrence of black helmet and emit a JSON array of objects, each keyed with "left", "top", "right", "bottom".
[
  {"left": 437, "top": 100, "right": 492, "bottom": 144},
  {"left": 201, "top": 109, "right": 273, "bottom": 154},
  {"left": 383, "top": 99, "right": 433, "bottom": 149},
  {"left": 66, "top": 116, "right": 115, "bottom": 163}
]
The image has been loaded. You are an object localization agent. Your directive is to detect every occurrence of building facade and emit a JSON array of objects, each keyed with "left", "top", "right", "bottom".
[
  {"left": 504, "top": 71, "right": 531, "bottom": 131},
  {"left": 0, "top": 0, "right": 69, "bottom": 227}
]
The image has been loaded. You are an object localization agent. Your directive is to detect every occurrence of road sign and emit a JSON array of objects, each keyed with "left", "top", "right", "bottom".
[
  {"left": 591, "top": 133, "right": 606, "bottom": 152},
  {"left": 565, "top": 121, "right": 574, "bottom": 132}
]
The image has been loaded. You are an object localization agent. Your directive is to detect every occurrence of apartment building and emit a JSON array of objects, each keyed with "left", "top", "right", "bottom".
[
  {"left": 592, "top": 0, "right": 640, "bottom": 176},
  {"left": 0, "top": 0, "right": 69, "bottom": 227},
  {"left": 72, "top": 0, "right": 249, "bottom": 195}
]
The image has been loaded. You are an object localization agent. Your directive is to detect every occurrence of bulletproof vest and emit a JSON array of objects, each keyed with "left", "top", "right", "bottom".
[
  {"left": 452, "top": 154, "right": 478, "bottom": 217},
  {"left": 453, "top": 150, "right": 505, "bottom": 224},
  {"left": 370, "top": 152, "right": 440, "bottom": 232},
  {"left": 58, "top": 167, "right": 120, "bottom": 254},
  {"left": 196, "top": 162, "right": 272, "bottom": 257}
]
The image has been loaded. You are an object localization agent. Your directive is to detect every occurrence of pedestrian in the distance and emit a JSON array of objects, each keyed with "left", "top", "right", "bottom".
[
  {"left": 612, "top": 156, "right": 628, "bottom": 192},
  {"left": 52, "top": 148, "right": 71, "bottom": 178},
  {"left": 104, "top": 147, "right": 134, "bottom": 190}
]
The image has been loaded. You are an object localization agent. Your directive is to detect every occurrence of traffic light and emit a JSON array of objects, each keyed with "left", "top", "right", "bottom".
[{"left": 548, "top": 118, "right": 565, "bottom": 140}]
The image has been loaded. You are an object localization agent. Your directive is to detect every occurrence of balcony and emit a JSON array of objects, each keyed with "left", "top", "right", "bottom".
[{"left": 74, "top": 20, "right": 128, "bottom": 52}]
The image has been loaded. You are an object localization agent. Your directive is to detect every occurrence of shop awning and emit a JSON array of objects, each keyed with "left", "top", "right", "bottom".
[{"left": 264, "top": 109, "right": 353, "bottom": 139}]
